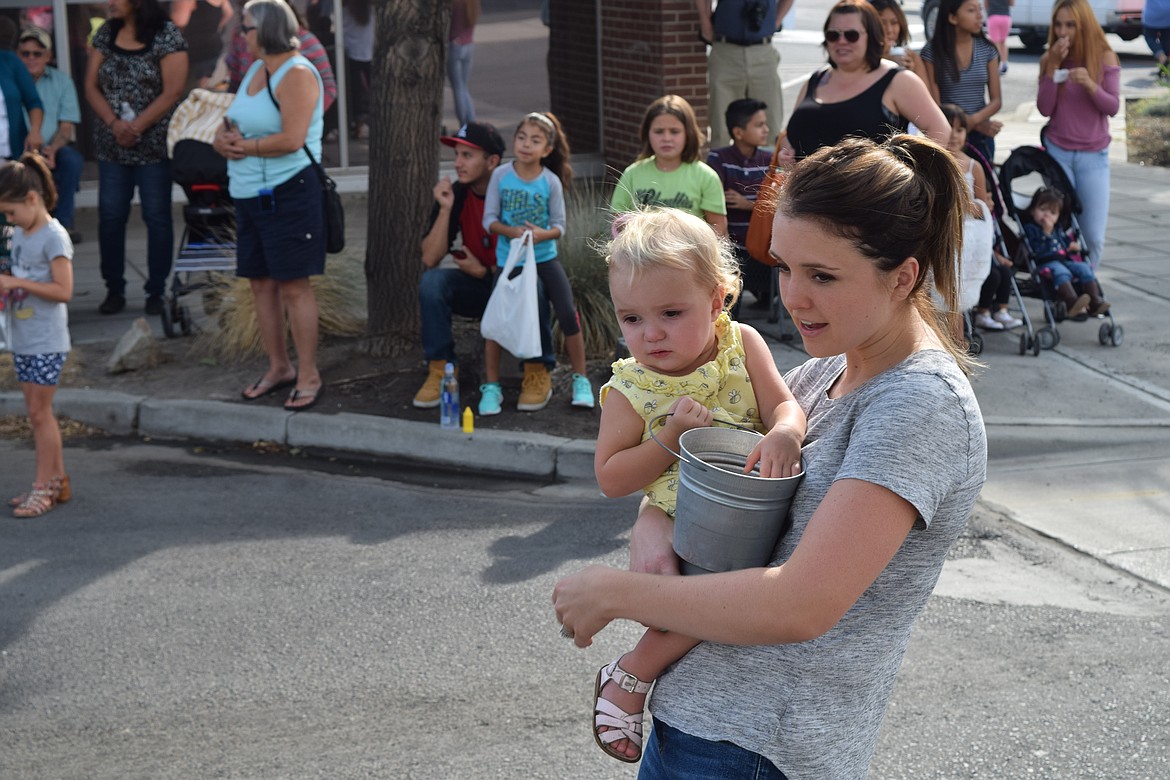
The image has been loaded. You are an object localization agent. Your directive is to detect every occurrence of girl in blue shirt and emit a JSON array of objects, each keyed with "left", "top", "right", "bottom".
[{"left": 480, "top": 111, "right": 594, "bottom": 414}]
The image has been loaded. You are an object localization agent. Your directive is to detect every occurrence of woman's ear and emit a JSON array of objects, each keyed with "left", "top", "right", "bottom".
[{"left": 892, "top": 257, "right": 921, "bottom": 300}]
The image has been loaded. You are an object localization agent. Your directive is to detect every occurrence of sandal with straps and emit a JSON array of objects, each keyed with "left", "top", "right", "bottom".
[
  {"left": 9, "top": 474, "right": 70, "bottom": 508},
  {"left": 13, "top": 482, "right": 59, "bottom": 518},
  {"left": 593, "top": 656, "right": 653, "bottom": 763}
]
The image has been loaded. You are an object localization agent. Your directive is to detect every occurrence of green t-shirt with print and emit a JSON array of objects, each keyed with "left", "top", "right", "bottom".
[{"left": 610, "top": 158, "right": 727, "bottom": 219}]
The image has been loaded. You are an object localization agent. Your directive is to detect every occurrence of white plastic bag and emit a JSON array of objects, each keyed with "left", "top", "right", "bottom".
[
  {"left": 480, "top": 230, "right": 542, "bottom": 359},
  {"left": 959, "top": 199, "right": 994, "bottom": 311}
]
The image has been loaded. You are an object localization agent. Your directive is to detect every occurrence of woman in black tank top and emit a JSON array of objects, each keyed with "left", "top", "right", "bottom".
[{"left": 779, "top": 0, "right": 949, "bottom": 164}]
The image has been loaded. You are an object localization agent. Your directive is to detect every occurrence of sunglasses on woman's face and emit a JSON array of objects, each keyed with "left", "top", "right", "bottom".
[
  {"left": 825, "top": 29, "right": 863, "bottom": 43},
  {"left": 241, "top": 23, "right": 257, "bottom": 33},
  {"left": 19, "top": 49, "right": 46, "bottom": 59}
]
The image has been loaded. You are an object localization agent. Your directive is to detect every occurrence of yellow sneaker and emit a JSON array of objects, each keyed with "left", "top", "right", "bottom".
[
  {"left": 413, "top": 360, "right": 450, "bottom": 408},
  {"left": 517, "top": 363, "right": 552, "bottom": 411}
]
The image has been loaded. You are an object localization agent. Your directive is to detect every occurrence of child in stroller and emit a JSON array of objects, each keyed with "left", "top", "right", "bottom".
[{"left": 1021, "top": 186, "right": 1109, "bottom": 319}]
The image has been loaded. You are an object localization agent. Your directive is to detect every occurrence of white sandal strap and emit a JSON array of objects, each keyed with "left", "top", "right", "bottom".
[
  {"left": 602, "top": 658, "right": 653, "bottom": 694},
  {"left": 594, "top": 698, "right": 644, "bottom": 748}
]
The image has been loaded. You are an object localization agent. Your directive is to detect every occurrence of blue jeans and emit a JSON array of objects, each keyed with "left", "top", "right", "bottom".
[
  {"left": 97, "top": 159, "right": 174, "bottom": 297},
  {"left": 639, "top": 718, "right": 789, "bottom": 780},
  {"left": 1044, "top": 141, "right": 1110, "bottom": 269},
  {"left": 446, "top": 42, "right": 476, "bottom": 126},
  {"left": 1144, "top": 26, "right": 1170, "bottom": 59},
  {"left": 419, "top": 266, "right": 554, "bottom": 366},
  {"left": 51, "top": 145, "right": 83, "bottom": 230},
  {"left": 1039, "top": 258, "right": 1095, "bottom": 288}
]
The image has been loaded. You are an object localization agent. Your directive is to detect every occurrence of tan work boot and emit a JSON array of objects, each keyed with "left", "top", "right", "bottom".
[
  {"left": 413, "top": 360, "right": 450, "bottom": 408},
  {"left": 517, "top": 363, "right": 552, "bottom": 411}
]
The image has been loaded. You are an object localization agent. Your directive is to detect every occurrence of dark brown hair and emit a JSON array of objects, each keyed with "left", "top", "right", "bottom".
[
  {"left": 0, "top": 153, "right": 58, "bottom": 212},
  {"left": 867, "top": 0, "right": 910, "bottom": 48},
  {"left": 824, "top": 0, "right": 885, "bottom": 71},
  {"left": 777, "top": 135, "right": 972, "bottom": 371},
  {"left": 517, "top": 111, "right": 573, "bottom": 188},
  {"left": 636, "top": 94, "right": 703, "bottom": 164}
]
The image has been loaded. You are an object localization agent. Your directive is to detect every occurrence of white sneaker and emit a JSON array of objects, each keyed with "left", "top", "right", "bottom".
[
  {"left": 974, "top": 312, "right": 1005, "bottom": 330},
  {"left": 992, "top": 310, "right": 1023, "bottom": 329}
]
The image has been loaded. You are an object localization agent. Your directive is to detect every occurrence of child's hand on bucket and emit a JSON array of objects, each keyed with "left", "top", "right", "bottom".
[
  {"left": 665, "top": 397, "right": 713, "bottom": 437},
  {"left": 745, "top": 426, "right": 804, "bottom": 479}
]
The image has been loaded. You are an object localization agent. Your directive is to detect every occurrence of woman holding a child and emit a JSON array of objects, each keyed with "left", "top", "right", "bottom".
[{"left": 554, "top": 133, "right": 988, "bottom": 778}]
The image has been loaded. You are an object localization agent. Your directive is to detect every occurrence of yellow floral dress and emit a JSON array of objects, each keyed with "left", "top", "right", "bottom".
[{"left": 599, "top": 313, "right": 765, "bottom": 516}]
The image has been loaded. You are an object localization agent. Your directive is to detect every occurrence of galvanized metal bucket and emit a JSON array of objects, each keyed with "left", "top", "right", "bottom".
[{"left": 659, "top": 423, "right": 804, "bottom": 575}]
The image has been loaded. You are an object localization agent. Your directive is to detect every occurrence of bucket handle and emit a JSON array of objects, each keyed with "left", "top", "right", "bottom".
[{"left": 647, "top": 413, "right": 761, "bottom": 473}]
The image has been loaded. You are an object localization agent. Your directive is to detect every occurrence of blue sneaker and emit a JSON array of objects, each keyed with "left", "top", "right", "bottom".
[
  {"left": 478, "top": 382, "right": 503, "bottom": 416},
  {"left": 571, "top": 373, "right": 595, "bottom": 409}
]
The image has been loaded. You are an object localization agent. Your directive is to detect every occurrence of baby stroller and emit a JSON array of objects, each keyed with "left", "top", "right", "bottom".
[
  {"left": 997, "top": 145, "right": 1122, "bottom": 352},
  {"left": 164, "top": 89, "right": 238, "bottom": 338},
  {"left": 958, "top": 142, "right": 1035, "bottom": 356}
]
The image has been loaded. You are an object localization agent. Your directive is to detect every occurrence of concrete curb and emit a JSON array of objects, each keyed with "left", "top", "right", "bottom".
[{"left": 0, "top": 390, "right": 599, "bottom": 485}]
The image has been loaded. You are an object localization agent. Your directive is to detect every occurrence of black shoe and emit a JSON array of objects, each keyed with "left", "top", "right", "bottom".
[
  {"left": 145, "top": 295, "right": 165, "bottom": 316},
  {"left": 99, "top": 293, "right": 126, "bottom": 315}
]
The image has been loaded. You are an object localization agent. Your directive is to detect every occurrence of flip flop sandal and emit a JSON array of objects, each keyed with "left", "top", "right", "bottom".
[
  {"left": 593, "top": 656, "right": 653, "bottom": 763},
  {"left": 284, "top": 385, "right": 324, "bottom": 412},
  {"left": 241, "top": 374, "right": 297, "bottom": 401}
]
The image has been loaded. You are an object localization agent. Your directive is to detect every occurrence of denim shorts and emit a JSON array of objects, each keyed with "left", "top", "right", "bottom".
[
  {"left": 639, "top": 718, "right": 789, "bottom": 780},
  {"left": 235, "top": 165, "right": 326, "bottom": 281},
  {"left": 14, "top": 353, "right": 67, "bottom": 386}
]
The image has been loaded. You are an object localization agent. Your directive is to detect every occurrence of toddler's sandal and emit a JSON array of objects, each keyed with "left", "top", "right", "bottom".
[{"left": 593, "top": 656, "right": 653, "bottom": 763}]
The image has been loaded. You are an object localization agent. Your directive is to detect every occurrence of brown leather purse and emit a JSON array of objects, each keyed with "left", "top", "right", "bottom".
[{"left": 745, "top": 132, "right": 787, "bottom": 266}]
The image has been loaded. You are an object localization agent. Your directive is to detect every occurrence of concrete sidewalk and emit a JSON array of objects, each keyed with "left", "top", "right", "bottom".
[{"left": 4, "top": 113, "right": 1169, "bottom": 596}]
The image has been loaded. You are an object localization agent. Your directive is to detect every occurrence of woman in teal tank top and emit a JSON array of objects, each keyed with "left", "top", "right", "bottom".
[{"left": 214, "top": 0, "right": 326, "bottom": 412}]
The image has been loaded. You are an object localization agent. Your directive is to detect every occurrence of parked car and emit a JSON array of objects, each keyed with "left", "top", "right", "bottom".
[{"left": 920, "top": 0, "right": 1144, "bottom": 52}]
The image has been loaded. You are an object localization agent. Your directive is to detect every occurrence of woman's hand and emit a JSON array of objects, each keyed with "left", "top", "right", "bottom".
[
  {"left": 23, "top": 129, "right": 45, "bottom": 154},
  {"left": 974, "top": 118, "right": 1003, "bottom": 137},
  {"left": 213, "top": 123, "right": 246, "bottom": 160},
  {"left": 552, "top": 564, "right": 619, "bottom": 648},
  {"left": 112, "top": 119, "right": 140, "bottom": 148},
  {"left": 629, "top": 503, "right": 679, "bottom": 575},
  {"left": 524, "top": 222, "right": 559, "bottom": 243},
  {"left": 1067, "top": 67, "right": 1096, "bottom": 92},
  {"left": 1041, "top": 36, "right": 1070, "bottom": 74}
]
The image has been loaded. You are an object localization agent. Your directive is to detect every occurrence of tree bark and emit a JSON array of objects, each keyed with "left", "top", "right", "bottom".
[{"left": 364, "top": 0, "right": 450, "bottom": 357}]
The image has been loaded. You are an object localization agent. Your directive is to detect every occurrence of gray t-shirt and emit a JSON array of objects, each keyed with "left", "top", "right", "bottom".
[
  {"left": 648, "top": 349, "right": 987, "bottom": 780},
  {"left": 9, "top": 219, "right": 72, "bottom": 355}
]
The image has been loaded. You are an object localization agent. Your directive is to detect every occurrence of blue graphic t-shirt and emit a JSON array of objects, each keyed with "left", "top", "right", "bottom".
[{"left": 482, "top": 162, "right": 566, "bottom": 266}]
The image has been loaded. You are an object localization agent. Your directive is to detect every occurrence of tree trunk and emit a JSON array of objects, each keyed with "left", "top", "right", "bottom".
[{"left": 363, "top": 0, "right": 450, "bottom": 357}]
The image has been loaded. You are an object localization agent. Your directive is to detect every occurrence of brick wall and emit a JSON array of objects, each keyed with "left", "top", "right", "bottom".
[
  {"left": 548, "top": 0, "right": 709, "bottom": 172},
  {"left": 548, "top": 1, "right": 600, "bottom": 156}
]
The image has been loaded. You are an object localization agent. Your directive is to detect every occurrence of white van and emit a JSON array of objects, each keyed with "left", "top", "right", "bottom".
[{"left": 920, "top": 0, "right": 1144, "bottom": 52}]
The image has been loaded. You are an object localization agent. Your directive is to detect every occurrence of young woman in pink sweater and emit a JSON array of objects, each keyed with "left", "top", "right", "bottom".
[{"left": 1036, "top": 0, "right": 1120, "bottom": 270}]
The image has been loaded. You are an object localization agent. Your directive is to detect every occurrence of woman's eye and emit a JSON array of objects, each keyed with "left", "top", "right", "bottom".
[
  {"left": 774, "top": 262, "right": 790, "bottom": 274},
  {"left": 813, "top": 273, "right": 834, "bottom": 283}
]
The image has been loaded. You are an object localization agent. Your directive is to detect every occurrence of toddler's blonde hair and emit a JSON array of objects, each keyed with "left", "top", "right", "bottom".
[{"left": 605, "top": 208, "right": 742, "bottom": 310}]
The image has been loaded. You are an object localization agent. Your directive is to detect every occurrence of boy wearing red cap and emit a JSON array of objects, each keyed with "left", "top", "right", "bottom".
[{"left": 414, "top": 122, "right": 553, "bottom": 408}]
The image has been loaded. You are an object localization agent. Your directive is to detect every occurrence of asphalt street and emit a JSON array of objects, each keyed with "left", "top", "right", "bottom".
[{"left": 0, "top": 439, "right": 1166, "bottom": 779}]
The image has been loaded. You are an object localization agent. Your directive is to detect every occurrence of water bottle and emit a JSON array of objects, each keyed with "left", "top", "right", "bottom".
[
  {"left": 119, "top": 101, "right": 137, "bottom": 122},
  {"left": 440, "top": 362, "right": 459, "bottom": 430}
]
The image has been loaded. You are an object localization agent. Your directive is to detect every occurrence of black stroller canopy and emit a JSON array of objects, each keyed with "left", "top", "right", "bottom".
[{"left": 998, "top": 145, "right": 1083, "bottom": 219}]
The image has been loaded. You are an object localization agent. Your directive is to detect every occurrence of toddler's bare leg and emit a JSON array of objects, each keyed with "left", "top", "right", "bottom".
[{"left": 597, "top": 504, "right": 698, "bottom": 760}]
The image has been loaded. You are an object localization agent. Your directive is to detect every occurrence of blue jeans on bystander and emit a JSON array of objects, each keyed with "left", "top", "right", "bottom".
[
  {"left": 1044, "top": 141, "right": 1110, "bottom": 269},
  {"left": 97, "top": 159, "right": 174, "bottom": 298},
  {"left": 50, "top": 144, "right": 83, "bottom": 230},
  {"left": 419, "top": 266, "right": 555, "bottom": 368}
]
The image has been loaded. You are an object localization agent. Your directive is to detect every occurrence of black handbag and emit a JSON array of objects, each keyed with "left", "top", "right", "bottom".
[{"left": 264, "top": 75, "right": 345, "bottom": 253}]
